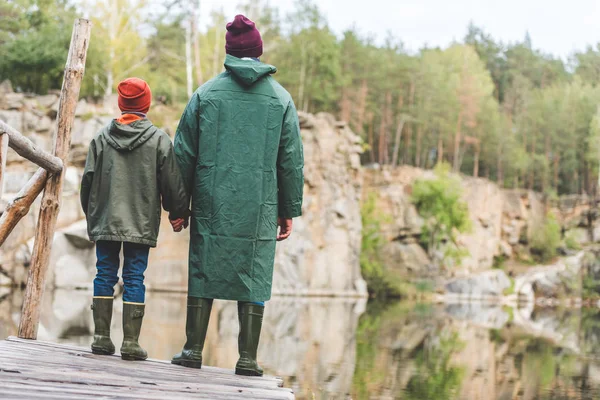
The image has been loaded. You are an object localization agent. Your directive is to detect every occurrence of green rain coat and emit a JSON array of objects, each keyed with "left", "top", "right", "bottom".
[
  {"left": 174, "top": 55, "right": 304, "bottom": 302},
  {"left": 81, "top": 118, "right": 189, "bottom": 247}
]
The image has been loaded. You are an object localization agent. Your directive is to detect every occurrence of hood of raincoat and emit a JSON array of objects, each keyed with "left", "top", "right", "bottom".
[
  {"left": 105, "top": 118, "right": 158, "bottom": 152},
  {"left": 224, "top": 54, "right": 277, "bottom": 87}
]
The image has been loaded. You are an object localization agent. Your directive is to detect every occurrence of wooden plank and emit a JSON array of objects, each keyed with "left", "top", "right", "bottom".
[
  {"left": 0, "top": 133, "right": 7, "bottom": 198},
  {"left": 0, "top": 338, "right": 295, "bottom": 400},
  {"left": 3, "top": 338, "right": 287, "bottom": 388},
  {"left": 18, "top": 18, "right": 91, "bottom": 340},
  {"left": 0, "top": 120, "right": 63, "bottom": 174},
  {"left": 0, "top": 168, "right": 48, "bottom": 247}
]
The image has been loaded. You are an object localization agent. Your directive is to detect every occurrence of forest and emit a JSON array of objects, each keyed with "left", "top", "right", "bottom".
[{"left": 3, "top": 0, "right": 600, "bottom": 195}]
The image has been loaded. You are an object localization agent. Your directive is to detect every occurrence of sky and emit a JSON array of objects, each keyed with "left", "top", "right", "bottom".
[{"left": 196, "top": 0, "right": 600, "bottom": 60}]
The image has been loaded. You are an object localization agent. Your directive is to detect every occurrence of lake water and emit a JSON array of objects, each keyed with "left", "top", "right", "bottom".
[{"left": 2, "top": 288, "right": 600, "bottom": 399}]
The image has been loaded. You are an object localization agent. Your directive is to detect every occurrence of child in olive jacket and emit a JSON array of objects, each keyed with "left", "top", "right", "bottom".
[{"left": 80, "top": 77, "right": 189, "bottom": 360}]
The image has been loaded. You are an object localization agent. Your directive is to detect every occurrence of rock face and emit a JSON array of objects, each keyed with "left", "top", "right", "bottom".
[
  {"left": 0, "top": 90, "right": 366, "bottom": 297},
  {"left": 513, "top": 252, "right": 585, "bottom": 303},
  {"left": 363, "top": 166, "right": 530, "bottom": 279},
  {"left": 445, "top": 270, "right": 512, "bottom": 301}
]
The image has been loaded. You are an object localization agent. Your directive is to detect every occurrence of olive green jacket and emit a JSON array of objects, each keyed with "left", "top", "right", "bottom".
[
  {"left": 81, "top": 118, "right": 189, "bottom": 247},
  {"left": 174, "top": 55, "right": 304, "bottom": 302}
]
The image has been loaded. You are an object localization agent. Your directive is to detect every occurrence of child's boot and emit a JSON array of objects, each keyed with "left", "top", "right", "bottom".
[
  {"left": 91, "top": 297, "right": 116, "bottom": 355},
  {"left": 120, "top": 302, "right": 148, "bottom": 361}
]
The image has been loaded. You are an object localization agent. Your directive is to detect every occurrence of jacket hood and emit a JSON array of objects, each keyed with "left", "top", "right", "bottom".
[
  {"left": 105, "top": 118, "right": 157, "bottom": 152},
  {"left": 224, "top": 54, "right": 276, "bottom": 87}
]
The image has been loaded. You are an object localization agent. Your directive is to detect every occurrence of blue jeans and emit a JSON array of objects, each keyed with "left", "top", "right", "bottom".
[{"left": 94, "top": 241, "right": 150, "bottom": 303}]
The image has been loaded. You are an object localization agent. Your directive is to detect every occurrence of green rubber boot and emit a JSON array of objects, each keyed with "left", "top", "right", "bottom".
[
  {"left": 235, "top": 303, "right": 264, "bottom": 377},
  {"left": 91, "top": 297, "right": 116, "bottom": 355},
  {"left": 172, "top": 297, "right": 213, "bottom": 369},
  {"left": 120, "top": 303, "right": 148, "bottom": 361}
]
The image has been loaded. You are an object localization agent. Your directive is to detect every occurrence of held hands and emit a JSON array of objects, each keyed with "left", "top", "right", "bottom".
[
  {"left": 277, "top": 217, "right": 293, "bottom": 241},
  {"left": 170, "top": 218, "right": 188, "bottom": 232},
  {"left": 170, "top": 210, "right": 190, "bottom": 232}
]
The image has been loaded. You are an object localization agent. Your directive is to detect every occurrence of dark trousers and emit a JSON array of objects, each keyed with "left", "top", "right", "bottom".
[{"left": 93, "top": 241, "right": 150, "bottom": 303}]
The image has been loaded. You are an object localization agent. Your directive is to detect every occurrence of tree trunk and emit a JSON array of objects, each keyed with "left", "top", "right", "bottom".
[
  {"left": 553, "top": 154, "right": 560, "bottom": 191},
  {"left": 191, "top": 0, "right": 203, "bottom": 85},
  {"left": 453, "top": 112, "right": 463, "bottom": 171},
  {"left": 0, "top": 169, "right": 48, "bottom": 248},
  {"left": 185, "top": 17, "right": 194, "bottom": 98},
  {"left": 339, "top": 88, "right": 352, "bottom": 124},
  {"left": 0, "top": 134, "right": 7, "bottom": 199},
  {"left": 355, "top": 80, "right": 368, "bottom": 134},
  {"left": 212, "top": 24, "right": 221, "bottom": 77},
  {"left": 368, "top": 113, "right": 375, "bottom": 163},
  {"left": 391, "top": 117, "right": 405, "bottom": 167},
  {"left": 378, "top": 92, "right": 392, "bottom": 165},
  {"left": 437, "top": 133, "right": 444, "bottom": 164},
  {"left": 473, "top": 142, "right": 480, "bottom": 177},
  {"left": 0, "top": 121, "right": 63, "bottom": 174},
  {"left": 298, "top": 45, "right": 307, "bottom": 112},
  {"left": 19, "top": 19, "right": 91, "bottom": 340},
  {"left": 415, "top": 125, "right": 423, "bottom": 168}
]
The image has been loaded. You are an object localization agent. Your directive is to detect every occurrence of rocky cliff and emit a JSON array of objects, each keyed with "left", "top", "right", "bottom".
[
  {"left": 363, "top": 166, "right": 550, "bottom": 279},
  {"left": 0, "top": 88, "right": 367, "bottom": 296}
]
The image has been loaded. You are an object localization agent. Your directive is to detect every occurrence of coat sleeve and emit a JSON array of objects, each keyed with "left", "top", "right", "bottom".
[
  {"left": 80, "top": 140, "right": 96, "bottom": 216},
  {"left": 158, "top": 134, "right": 190, "bottom": 220},
  {"left": 173, "top": 93, "right": 200, "bottom": 198},
  {"left": 277, "top": 100, "right": 304, "bottom": 219}
]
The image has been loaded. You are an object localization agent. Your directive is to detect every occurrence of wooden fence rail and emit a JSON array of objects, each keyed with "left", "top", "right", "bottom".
[
  {"left": 0, "top": 121, "right": 64, "bottom": 174},
  {"left": 0, "top": 168, "right": 48, "bottom": 247}
]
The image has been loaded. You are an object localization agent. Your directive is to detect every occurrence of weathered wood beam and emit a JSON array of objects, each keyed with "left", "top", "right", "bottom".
[
  {"left": 0, "top": 133, "right": 8, "bottom": 199},
  {"left": 0, "top": 168, "right": 48, "bottom": 247},
  {"left": 0, "top": 120, "right": 63, "bottom": 174},
  {"left": 19, "top": 19, "right": 91, "bottom": 340}
]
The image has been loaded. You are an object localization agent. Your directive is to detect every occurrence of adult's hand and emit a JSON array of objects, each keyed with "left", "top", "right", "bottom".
[
  {"left": 170, "top": 218, "right": 188, "bottom": 232},
  {"left": 277, "top": 217, "right": 293, "bottom": 241}
]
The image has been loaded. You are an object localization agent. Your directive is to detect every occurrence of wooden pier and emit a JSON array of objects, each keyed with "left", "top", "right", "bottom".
[{"left": 0, "top": 337, "right": 294, "bottom": 399}]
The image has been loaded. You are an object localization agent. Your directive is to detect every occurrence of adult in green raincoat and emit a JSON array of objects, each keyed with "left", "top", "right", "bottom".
[{"left": 170, "top": 15, "right": 304, "bottom": 376}]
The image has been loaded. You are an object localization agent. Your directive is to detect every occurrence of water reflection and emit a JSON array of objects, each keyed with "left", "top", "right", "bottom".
[{"left": 3, "top": 290, "right": 600, "bottom": 399}]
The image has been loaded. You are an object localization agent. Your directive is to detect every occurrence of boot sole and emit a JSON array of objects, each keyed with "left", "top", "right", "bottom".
[
  {"left": 235, "top": 368, "right": 263, "bottom": 377},
  {"left": 92, "top": 348, "right": 115, "bottom": 356},
  {"left": 121, "top": 354, "right": 148, "bottom": 361},
  {"left": 180, "top": 360, "right": 203, "bottom": 369}
]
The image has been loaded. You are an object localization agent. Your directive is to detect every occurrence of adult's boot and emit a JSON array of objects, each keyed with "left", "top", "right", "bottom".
[
  {"left": 91, "top": 297, "right": 115, "bottom": 355},
  {"left": 120, "top": 302, "right": 148, "bottom": 361},
  {"left": 235, "top": 303, "right": 264, "bottom": 377},
  {"left": 172, "top": 297, "right": 213, "bottom": 369}
]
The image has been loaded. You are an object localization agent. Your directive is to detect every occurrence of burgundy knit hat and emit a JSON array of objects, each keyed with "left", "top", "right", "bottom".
[
  {"left": 117, "top": 77, "right": 152, "bottom": 114},
  {"left": 225, "top": 15, "right": 263, "bottom": 58}
]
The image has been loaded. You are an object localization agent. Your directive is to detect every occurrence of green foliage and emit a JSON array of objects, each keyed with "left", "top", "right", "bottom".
[
  {"left": 411, "top": 163, "right": 471, "bottom": 266},
  {"left": 564, "top": 230, "right": 582, "bottom": 251},
  {"left": 530, "top": 213, "right": 561, "bottom": 262},
  {"left": 0, "top": 0, "right": 77, "bottom": 93},
  {"left": 359, "top": 192, "right": 398, "bottom": 297},
  {"left": 403, "top": 332, "right": 466, "bottom": 400}
]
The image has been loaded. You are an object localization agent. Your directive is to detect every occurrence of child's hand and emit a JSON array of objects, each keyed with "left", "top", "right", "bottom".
[{"left": 170, "top": 218, "right": 187, "bottom": 232}]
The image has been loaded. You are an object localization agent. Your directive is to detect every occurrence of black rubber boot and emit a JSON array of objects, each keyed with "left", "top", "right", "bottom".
[
  {"left": 91, "top": 297, "right": 116, "bottom": 355},
  {"left": 120, "top": 303, "right": 148, "bottom": 361},
  {"left": 235, "top": 303, "right": 264, "bottom": 377},
  {"left": 172, "top": 297, "right": 213, "bottom": 369}
]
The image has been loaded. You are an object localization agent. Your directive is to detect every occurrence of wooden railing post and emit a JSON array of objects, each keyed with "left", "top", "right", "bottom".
[
  {"left": 18, "top": 19, "right": 91, "bottom": 339},
  {"left": 0, "top": 133, "right": 8, "bottom": 199}
]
